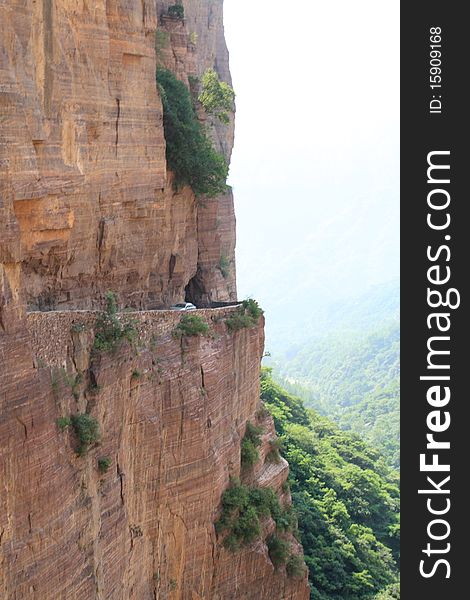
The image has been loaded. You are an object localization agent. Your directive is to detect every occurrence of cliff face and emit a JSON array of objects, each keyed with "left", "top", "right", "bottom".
[
  {"left": 0, "top": 0, "right": 234, "bottom": 311},
  {"left": 0, "top": 1, "right": 309, "bottom": 598},
  {"left": 0, "top": 308, "right": 308, "bottom": 599}
]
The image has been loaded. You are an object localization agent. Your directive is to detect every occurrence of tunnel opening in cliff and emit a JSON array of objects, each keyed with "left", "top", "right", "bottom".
[
  {"left": 185, "top": 269, "right": 208, "bottom": 307},
  {"left": 0, "top": 0, "right": 309, "bottom": 595}
]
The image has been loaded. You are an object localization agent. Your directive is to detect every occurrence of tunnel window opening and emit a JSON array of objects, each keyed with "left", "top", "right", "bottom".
[{"left": 185, "top": 271, "right": 207, "bottom": 308}]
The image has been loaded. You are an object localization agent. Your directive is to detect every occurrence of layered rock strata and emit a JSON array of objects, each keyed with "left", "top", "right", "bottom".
[
  {"left": 0, "top": 0, "right": 235, "bottom": 311},
  {"left": 0, "top": 1, "right": 308, "bottom": 598},
  {"left": 0, "top": 309, "right": 308, "bottom": 599}
]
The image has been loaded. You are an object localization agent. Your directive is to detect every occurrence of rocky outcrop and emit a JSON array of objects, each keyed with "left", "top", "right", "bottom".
[
  {"left": 0, "top": 0, "right": 235, "bottom": 311},
  {"left": 0, "top": 309, "right": 308, "bottom": 599},
  {"left": 0, "top": 1, "right": 308, "bottom": 598},
  {"left": 1, "top": 0, "right": 165, "bottom": 309},
  {"left": 156, "top": 0, "right": 237, "bottom": 306}
]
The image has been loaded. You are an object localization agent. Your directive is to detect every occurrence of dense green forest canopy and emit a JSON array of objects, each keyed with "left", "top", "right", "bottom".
[{"left": 261, "top": 369, "right": 400, "bottom": 600}]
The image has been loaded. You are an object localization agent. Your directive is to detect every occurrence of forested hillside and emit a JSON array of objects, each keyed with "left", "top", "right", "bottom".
[
  {"left": 268, "top": 281, "right": 400, "bottom": 468},
  {"left": 261, "top": 370, "right": 400, "bottom": 600}
]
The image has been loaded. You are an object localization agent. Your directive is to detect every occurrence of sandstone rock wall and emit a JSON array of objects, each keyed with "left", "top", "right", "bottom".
[
  {"left": 1, "top": 0, "right": 164, "bottom": 309},
  {"left": 0, "top": 309, "right": 308, "bottom": 599},
  {"left": 156, "top": 0, "right": 237, "bottom": 306},
  {"left": 0, "top": 0, "right": 235, "bottom": 312},
  {"left": 1, "top": 1, "right": 308, "bottom": 598}
]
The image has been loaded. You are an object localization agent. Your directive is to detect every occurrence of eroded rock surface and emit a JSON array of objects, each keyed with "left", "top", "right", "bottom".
[
  {"left": 0, "top": 0, "right": 235, "bottom": 310},
  {"left": 0, "top": 310, "right": 308, "bottom": 599},
  {"left": 0, "top": 1, "right": 308, "bottom": 598}
]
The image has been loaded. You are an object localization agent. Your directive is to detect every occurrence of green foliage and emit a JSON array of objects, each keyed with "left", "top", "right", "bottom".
[
  {"left": 98, "top": 457, "right": 112, "bottom": 473},
  {"left": 274, "top": 322, "right": 399, "bottom": 468},
  {"left": 245, "top": 421, "right": 263, "bottom": 445},
  {"left": 225, "top": 311, "right": 253, "bottom": 331},
  {"left": 167, "top": 4, "right": 184, "bottom": 19},
  {"left": 225, "top": 299, "right": 263, "bottom": 331},
  {"left": 373, "top": 582, "right": 400, "bottom": 599},
  {"left": 69, "top": 372, "right": 83, "bottom": 399},
  {"left": 261, "top": 369, "right": 400, "bottom": 600},
  {"left": 240, "top": 439, "right": 259, "bottom": 467},
  {"left": 267, "top": 534, "right": 289, "bottom": 567},
  {"left": 231, "top": 505, "right": 261, "bottom": 546},
  {"left": 240, "top": 421, "right": 263, "bottom": 467},
  {"left": 131, "top": 370, "right": 142, "bottom": 379},
  {"left": 155, "top": 30, "right": 170, "bottom": 57},
  {"left": 272, "top": 502, "right": 297, "bottom": 533},
  {"left": 286, "top": 554, "right": 307, "bottom": 578},
  {"left": 71, "top": 414, "right": 100, "bottom": 456},
  {"left": 57, "top": 417, "right": 71, "bottom": 430},
  {"left": 219, "top": 479, "right": 249, "bottom": 513},
  {"left": 243, "top": 298, "right": 263, "bottom": 320},
  {"left": 173, "top": 314, "right": 209, "bottom": 337},
  {"left": 198, "top": 68, "right": 235, "bottom": 124},
  {"left": 216, "top": 479, "right": 294, "bottom": 552},
  {"left": 156, "top": 68, "right": 228, "bottom": 197},
  {"left": 93, "top": 291, "right": 137, "bottom": 353},
  {"left": 219, "top": 255, "right": 230, "bottom": 278},
  {"left": 266, "top": 438, "right": 282, "bottom": 463}
]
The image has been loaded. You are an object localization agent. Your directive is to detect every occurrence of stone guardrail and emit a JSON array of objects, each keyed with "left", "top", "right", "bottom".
[{"left": 26, "top": 305, "right": 242, "bottom": 368}]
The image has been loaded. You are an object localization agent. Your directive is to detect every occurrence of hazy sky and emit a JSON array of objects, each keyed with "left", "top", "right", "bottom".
[{"left": 223, "top": 0, "right": 399, "bottom": 324}]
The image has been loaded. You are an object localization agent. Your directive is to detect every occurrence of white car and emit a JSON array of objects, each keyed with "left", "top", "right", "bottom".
[{"left": 170, "top": 302, "right": 197, "bottom": 311}]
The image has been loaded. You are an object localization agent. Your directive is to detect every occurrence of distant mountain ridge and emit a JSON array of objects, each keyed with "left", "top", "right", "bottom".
[{"left": 269, "top": 280, "right": 400, "bottom": 467}]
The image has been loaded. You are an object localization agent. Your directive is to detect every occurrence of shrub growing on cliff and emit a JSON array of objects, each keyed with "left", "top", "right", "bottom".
[
  {"left": 173, "top": 314, "right": 209, "bottom": 337},
  {"left": 215, "top": 478, "right": 293, "bottom": 552},
  {"left": 225, "top": 311, "right": 253, "bottom": 331},
  {"left": 93, "top": 291, "right": 137, "bottom": 353},
  {"left": 198, "top": 68, "right": 235, "bottom": 124},
  {"left": 240, "top": 421, "right": 263, "bottom": 467},
  {"left": 216, "top": 481, "right": 262, "bottom": 550},
  {"left": 225, "top": 299, "right": 263, "bottom": 331},
  {"left": 266, "top": 438, "right": 282, "bottom": 464},
  {"left": 167, "top": 3, "right": 184, "bottom": 19},
  {"left": 286, "top": 554, "right": 307, "bottom": 578},
  {"left": 156, "top": 67, "right": 228, "bottom": 197},
  {"left": 57, "top": 417, "right": 72, "bottom": 430},
  {"left": 71, "top": 413, "right": 100, "bottom": 456},
  {"left": 267, "top": 534, "right": 289, "bottom": 567},
  {"left": 98, "top": 456, "right": 112, "bottom": 473},
  {"left": 247, "top": 487, "right": 280, "bottom": 518},
  {"left": 243, "top": 298, "right": 263, "bottom": 320},
  {"left": 240, "top": 438, "right": 259, "bottom": 467}
]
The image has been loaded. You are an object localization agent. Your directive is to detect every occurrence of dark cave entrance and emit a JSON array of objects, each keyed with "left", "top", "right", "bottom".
[{"left": 185, "top": 270, "right": 208, "bottom": 308}]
